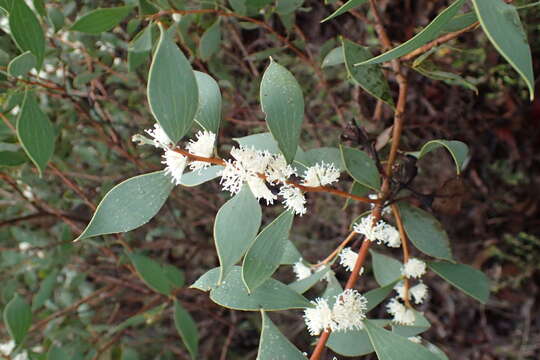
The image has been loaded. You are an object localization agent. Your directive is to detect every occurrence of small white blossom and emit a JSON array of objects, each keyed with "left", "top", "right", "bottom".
[
  {"left": 408, "top": 336, "right": 422, "bottom": 344},
  {"left": 220, "top": 146, "right": 271, "bottom": 196},
  {"left": 247, "top": 176, "right": 276, "bottom": 204},
  {"left": 353, "top": 215, "right": 401, "bottom": 248},
  {"left": 293, "top": 259, "right": 312, "bottom": 280},
  {"left": 402, "top": 258, "right": 427, "bottom": 279},
  {"left": 279, "top": 185, "right": 307, "bottom": 215},
  {"left": 304, "top": 298, "right": 334, "bottom": 336},
  {"left": 409, "top": 282, "right": 428, "bottom": 304},
  {"left": 302, "top": 162, "right": 340, "bottom": 187},
  {"left": 163, "top": 149, "right": 187, "bottom": 185},
  {"left": 265, "top": 154, "right": 295, "bottom": 184},
  {"left": 145, "top": 123, "right": 173, "bottom": 149},
  {"left": 331, "top": 289, "right": 368, "bottom": 332},
  {"left": 386, "top": 298, "right": 415, "bottom": 326},
  {"left": 186, "top": 130, "right": 216, "bottom": 171},
  {"left": 338, "top": 248, "right": 364, "bottom": 275}
]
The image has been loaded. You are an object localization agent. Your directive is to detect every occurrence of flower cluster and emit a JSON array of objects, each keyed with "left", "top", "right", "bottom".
[
  {"left": 143, "top": 124, "right": 216, "bottom": 185},
  {"left": 353, "top": 215, "right": 401, "bottom": 247},
  {"left": 338, "top": 247, "right": 364, "bottom": 275},
  {"left": 220, "top": 146, "right": 340, "bottom": 214},
  {"left": 386, "top": 258, "right": 428, "bottom": 325},
  {"left": 304, "top": 289, "right": 368, "bottom": 336}
]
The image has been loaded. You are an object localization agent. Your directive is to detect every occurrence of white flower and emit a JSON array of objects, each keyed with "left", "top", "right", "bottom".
[
  {"left": 409, "top": 282, "right": 428, "bottom": 304},
  {"left": 186, "top": 130, "right": 216, "bottom": 171},
  {"left": 338, "top": 248, "right": 364, "bottom": 275},
  {"left": 304, "top": 298, "right": 334, "bottom": 336},
  {"left": 220, "top": 146, "right": 271, "bottom": 196},
  {"left": 331, "top": 289, "right": 368, "bottom": 332},
  {"left": 279, "top": 185, "right": 306, "bottom": 215},
  {"left": 247, "top": 176, "right": 276, "bottom": 205},
  {"left": 386, "top": 298, "right": 415, "bottom": 326},
  {"left": 162, "top": 149, "right": 187, "bottom": 185},
  {"left": 402, "top": 258, "right": 426, "bottom": 279},
  {"left": 265, "top": 154, "right": 295, "bottom": 184},
  {"left": 408, "top": 336, "right": 422, "bottom": 344},
  {"left": 353, "top": 215, "right": 401, "bottom": 247},
  {"left": 145, "top": 123, "right": 173, "bottom": 149},
  {"left": 293, "top": 259, "right": 312, "bottom": 280},
  {"left": 302, "top": 162, "right": 340, "bottom": 187}
]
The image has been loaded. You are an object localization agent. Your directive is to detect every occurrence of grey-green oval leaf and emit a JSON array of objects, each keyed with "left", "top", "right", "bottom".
[
  {"left": 357, "top": 0, "right": 465, "bottom": 66},
  {"left": 194, "top": 71, "right": 222, "bottom": 133},
  {"left": 198, "top": 19, "right": 221, "bottom": 61},
  {"left": 243, "top": 210, "right": 294, "bottom": 292},
  {"left": 16, "top": 91, "right": 55, "bottom": 177},
  {"left": 76, "top": 171, "right": 174, "bottom": 240},
  {"left": 370, "top": 250, "right": 402, "bottom": 286},
  {"left": 180, "top": 165, "right": 223, "bottom": 187},
  {"left": 148, "top": 25, "right": 198, "bottom": 143},
  {"left": 416, "top": 139, "right": 469, "bottom": 175},
  {"left": 343, "top": 38, "right": 394, "bottom": 106},
  {"left": 428, "top": 261, "right": 490, "bottom": 303},
  {"left": 215, "top": 186, "right": 262, "bottom": 283},
  {"left": 472, "top": 0, "right": 534, "bottom": 100},
  {"left": 7, "top": 51, "right": 36, "bottom": 77},
  {"left": 321, "top": 46, "right": 344, "bottom": 68},
  {"left": 260, "top": 60, "right": 305, "bottom": 163},
  {"left": 340, "top": 145, "right": 380, "bottom": 190},
  {"left": 70, "top": 6, "right": 134, "bottom": 34},
  {"left": 398, "top": 202, "right": 453, "bottom": 261},
  {"left": 3, "top": 294, "right": 32, "bottom": 345},
  {"left": 257, "top": 311, "right": 308, "bottom": 360},
  {"left": 9, "top": 0, "right": 45, "bottom": 68},
  {"left": 174, "top": 300, "right": 199, "bottom": 360}
]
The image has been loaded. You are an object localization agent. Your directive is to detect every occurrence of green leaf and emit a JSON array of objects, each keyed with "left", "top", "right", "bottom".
[
  {"left": 280, "top": 240, "right": 302, "bottom": 265},
  {"left": 414, "top": 68, "right": 478, "bottom": 95},
  {"left": 321, "top": 0, "right": 367, "bottom": 22},
  {"left": 180, "top": 165, "right": 223, "bottom": 187},
  {"left": 215, "top": 186, "right": 262, "bottom": 283},
  {"left": 190, "top": 267, "right": 220, "bottom": 292},
  {"left": 392, "top": 310, "right": 431, "bottom": 337},
  {"left": 234, "top": 132, "right": 281, "bottom": 154},
  {"left": 16, "top": 91, "right": 55, "bottom": 176},
  {"left": 148, "top": 25, "right": 198, "bottom": 143},
  {"left": 257, "top": 311, "right": 308, "bottom": 360},
  {"left": 327, "top": 320, "right": 389, "bottom": 357},
  {"left": 128, "top": 253, "right": 172, "bottom": 295},
  {"left": 364, "top": 319, "right": 439, "bottom": 360},
  {"left": 321, "top": 46, "right": 344, "bottom": 67},
  {"left": 364, "top": 281, "right": 399, "bottom": 312},
  {"left": 129, "top": 24, "right": 153, "bottom": 53},
  {"left": 340, "top": 145, "right": 380, "bottom": 190},
  {"left": 260, "top": 60, "right": 305, "bottom": 163},
  {"left": 370, "top": 251, "right": 402, "bottom": 286},
  {"left": 70, "top": 6, "right": 134, "bottom": 34},
  {"left": 198, "top": 19, "right": 221, "bottom": 61},
  {"left": 32, "top": 269, "right": 58, "bottom": 311},
  {"left": 343, "top": 38, "right": 394, "bottom": 106},
  {"left": 76, "top": 171, "right": 174, "bottom": 240},
  {"left": 441, "top": 12, "right": 477, "bottom": 34},
  {"left": 415, "top": 140, "right": 469, "bottom": 175},
  {"left": 357, "top": 0, "right": 466, "bottom": 66},
  {"left": 275, "top": 0, "right": 304, "bottom": 15},
  {"left": 32, "top": 0, "right": 46, "bottom": 17},
  {"left": 398, "top": 202, "right": 453, "bottom": 261},
  {"left": 7, "top": 51, "right": 36, "bottom": 77},
  {"left": 288, "top": 266, "right": 330, "bottom": 294},
  {"left": 163, "top": 264, "right": 185, "bottom": 288},
  {"left": 9, "top": 0, "right": 45, "bottom": 68},
  {"left": 297, "top": 147, "right": 343, "bottom": 171},
  {"left": 47, "top": 345, "right": 70, "bottom": 360},
  {"left": 3, "top": 294, "right": 32, "bottom": 345},
  {"left": 173, "top": 300, "right": 199, "bottom": 360},
  {"left": 243, "top": 210, "right": 294, "bottom": 292},
  {"left": 194, "top": 71, "right": 222, "bottom": 133},
  {"left": 472, "top": 0, "right": 534, "bottom": 100},
  {"left": 0, "top": 151, "right": 27, "bottom": 167},
  {"left": 48, "top": 7, "right": 65, "bottom": 33},
  {"left": 209, "top": 267, "right": 311, "bottom": 311},
  {"left": 138, "top": 0, "right": 159, "bottom": 15},
  {"left": 428, "top": 261, "right": 490, "bottom": 303}
]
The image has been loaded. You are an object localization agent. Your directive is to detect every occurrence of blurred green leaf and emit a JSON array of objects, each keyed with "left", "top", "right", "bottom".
[
  {"left": 32, "top": 269, "right": 58, "bottom": 310},
  {"left": 321, "top": 0, "right": 367, "bottom": 23},
  {"left": 129, "top": 253, "right": 175, "bottom": 295},
  {"left": 215, "top": 186, "right": 262, "bottom": 283},
  {"left": 70, "top": 6, "right": 135, "bottom": 34},
  {"left": 472, "top": 0, "right": 534, "bottom": 100},
  {"left": 148, "top": 24, "right": 198, "bottom": 143},
  {"left": 260, "top": 60, "right": 305, "bottom": 163},
  {"left": 76, "top": 171, "right": 174, "bottom": 240},
  {"left": 257, "top": 311, "right": 308, "bottom": 359},
  {"left": 429, "top": 261, "right": 490, "bottom": 303},
  {"left": 173, "top": 300, "right": 199, "bottom": 359},
  {"left": 16, "top": 91, "right": 55, "bottom": 176},
  {"left": 7, "top": 51, "right": 36, "bottom": 77},
  {"left": 321, "top": 46, "right": 344, "bottom": 67},
  {"left": 276, "top": 0, "right": 304, "bottom": 15},
  {"left": 0, "top": 150, "right": 27, "bottom": 167},
  {"left": 199, "top": 20, "right": 221, "bottom": 61},
  {"left": 3, "top": 294, "right": 32, "bottom": 345},
  {"left": 9, "top": 0, "right": 45, "bottom": 68}
]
